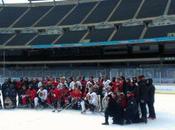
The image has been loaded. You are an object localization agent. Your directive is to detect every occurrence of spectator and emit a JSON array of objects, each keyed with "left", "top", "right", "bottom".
[{"left": 146, "top": 78, "right": 156, "bottom": 119}]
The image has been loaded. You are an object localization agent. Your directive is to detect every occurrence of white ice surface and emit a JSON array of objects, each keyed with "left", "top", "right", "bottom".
[{"left": 0, "top": 94, "right": 175, "bottom": 130}]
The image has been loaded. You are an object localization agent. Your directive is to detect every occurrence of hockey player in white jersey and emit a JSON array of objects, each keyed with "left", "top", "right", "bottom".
[
  {"left": 34, "top": 86, "right": 48, "bottom": 108},
  {"left": 81, "top": 88, "right": 98, "bottom": 113},
  {"left": 57, "top": 76, "right": 68, "bottom": 89}
]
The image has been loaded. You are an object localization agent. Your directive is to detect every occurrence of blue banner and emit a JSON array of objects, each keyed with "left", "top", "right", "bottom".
[{"left": 31, "top": 36, "right": 175, "bottom": 49}]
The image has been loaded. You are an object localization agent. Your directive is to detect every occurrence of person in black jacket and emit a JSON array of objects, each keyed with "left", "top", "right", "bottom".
[
  {"left": 132, "top": 77, "right": 140, "bottom": 104},
  {"left": 120, "top": 76, "right": 127, "bottom": 96},
  {"left": 146, "top": 78, "right": 156, "bottom": 119},
  {"left": 123, "top": 92, "right": 138, "bottom": 124},
  {"left": 138, "top": 75, "right": 149, "bottom": 123},
  {"left": 102, "top": 92, "right": 123, "bottom": 125},
  {"left": 1, "top": 78, "right": 17, "bottom": 109}
]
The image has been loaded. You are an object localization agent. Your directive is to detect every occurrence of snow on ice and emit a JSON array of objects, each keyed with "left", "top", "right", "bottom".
[{"left": 0, "top": 94, "right": 175, "bottom": 130}]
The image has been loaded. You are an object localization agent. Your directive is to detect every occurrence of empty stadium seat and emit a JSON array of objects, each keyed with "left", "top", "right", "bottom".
[
  {"left": 137, "top": 0, "right": 168, "bottom": 18},
  {"left": 35, "top": 4, "right": 75, "bottom": 27},
  {"left": 29, "top": 34, "right": 59, "bottom": 45},
  {"left": 0, "top": 0, "right": 174, "bottom": 48},
  {"left": 13, "top": 6, "right": 51, "bottom": 27},
  {"left": 0, "top": 33, "right": 14, "bottom": 45},
  {"left": 55, "top": 30, "right": 87, "bottom": 44},
  {"left": 0, "top": 0, "right": 173, "bottom": 28},
  {"left": 109, "top": 0, "right": 142, "bottom": 21},
  {"left": 83, "top": 0, "right": 119, "bottom": 24},
  {"left": 144, "top": 24, "right": 175, "bottom": 38},
  {"left": 111, "top": 25, "right": 144, "bottom": 41},
  {"left": 59, "top": 2, "right": 97, "bottom": 26},
  {"left": 168, "top": 0, "right": 175, "bottom": 15},
  {"left": 0, "top": 7, "right": 27, "bottom": 27},
  {"left": 6, "top": 33, "right": 36, "bottom": 46},
  {"left": 84, "top": 28, "right": 114, "bottom": 42}
]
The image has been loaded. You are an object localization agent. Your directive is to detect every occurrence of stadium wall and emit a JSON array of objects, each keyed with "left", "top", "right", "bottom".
[{"left": 0, "top": 65, "right": 175, "bottom": 94}]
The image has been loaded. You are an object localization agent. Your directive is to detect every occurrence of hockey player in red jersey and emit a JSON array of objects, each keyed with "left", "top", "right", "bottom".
[
  {"left": 70, "top": 85, "right": 82, "bottom": 110},
  {"left": 50, "top": 85, "right": 62, "bottom": 112},
  {"left": 26, "top": 85, "right": 37, "bottom": 108}
]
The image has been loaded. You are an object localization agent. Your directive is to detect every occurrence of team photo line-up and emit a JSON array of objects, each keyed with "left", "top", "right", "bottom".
[{"left": 0, "top": 75, "right": 156, "bottom": 125}]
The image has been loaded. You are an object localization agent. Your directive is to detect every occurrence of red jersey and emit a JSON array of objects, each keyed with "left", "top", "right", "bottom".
[
  {"left": 70, "top": 89, "right": 82, "bottom": 99},
  {"left": 52, "top": 80, "right": 59, "bottom": 87},
  {"left": 118, "top": 94, "right": 127, "bottom": 109},
  {"left": 51, "top": 88, "right": 61, "bottom": 100},
  {"left": 118, "top": 80, "right": 124, "bottom": 92},
  {"left": 26, "top": 88, "right": 37, "bottom": 101}
]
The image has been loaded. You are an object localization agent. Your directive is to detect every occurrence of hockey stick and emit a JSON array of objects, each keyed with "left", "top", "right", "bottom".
[
  {"left": 82, "top": 100, "right": 104, "bottom": 116},
  {"left": 46, "top": 102, "right": 54, "bottom": 109},
  {"left": 58, "top": 100, "right": 78, "bottom": 113}
]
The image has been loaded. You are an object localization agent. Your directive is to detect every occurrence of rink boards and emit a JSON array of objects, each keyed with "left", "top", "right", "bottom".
[{"left": 155, "top": 84, "right": 175, "bottom": 94}]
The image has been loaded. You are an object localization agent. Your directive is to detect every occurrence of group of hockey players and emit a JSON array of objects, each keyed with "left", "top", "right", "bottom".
[{"left": 0, "top": 74, "right": 156, "bottom": 125}]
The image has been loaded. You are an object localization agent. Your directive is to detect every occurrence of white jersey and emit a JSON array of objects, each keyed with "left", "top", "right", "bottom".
[
  {"left": 103, "top": 79, "right": 111, "bottom": 90},
  {"left": 88, "top": 92, "right": 98, "bottom": 106},
  {"left": 86, "top": 81, "right": 93, "bottom": 86},
  {"left": 69, "top": 81, "right": 76, "bottom": 89},
  {"left": 86, "top": 81, "right": 94, "bottom": 92},
  {"left": 37, "top": 89, "right": 48, "bottom": 101},
  {"left": 57, "top": 82, "right": 68, "bottom": 89},
  {"left": 76, "top": 80, "right": 82, "bottom": 89},
  {"left": 38, "top": 81, "right": 42, "bottom": 88}
]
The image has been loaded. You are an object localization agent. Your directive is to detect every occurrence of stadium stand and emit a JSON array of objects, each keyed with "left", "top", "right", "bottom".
[
  {"left": 29, "top": 34, "right": 60, "bottom": 45},
  {"left": 13, "top": 6, "right": 51, "bottom": 27},
  {"left": 136, "top": 0, "right": 168, "bottom": 18},
  {"left": 55, "top": 30, "right": 87, "bottom": 44},
  {"left": 168, "top": 0, "right": 175, "bottom": 15},
  {"left": 0, "top": 7, "right": 27, "bottom": 27},
  {"left": 59, "top": 2, "right": 97, "bottom": 25},
  {"left": 144, "top": 24, "right": 175, "bottom": 38},
  {"left": 111, "top": 25, "right": 144, "bottom": 40},
  {"left": 109, "top": 0, "right": 142, "bottom": 21},
  {"left": 0, "top": 0, "right": 174, "bottom": 28},
  {"left": 35, "top": 4, "right": 75, "bottom": 27},
  {"left": 0, "top": 33, "right": 14, "bottom": 45},
  {"left": 84, "top": 28, "right": 114, "bottom": 42},
  {"left": 5, "top": 33, "right": 36, "bottom": 46},
  {"left": 0, "top": 0, "right": 175, "bottom": 84},
  {"left": 83, "top": 0, "right": 119, "bottom": 24}
]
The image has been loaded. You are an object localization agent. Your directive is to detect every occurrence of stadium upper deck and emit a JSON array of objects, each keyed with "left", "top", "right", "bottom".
[
  {"left": 0, "top": 0, "right": 175, "bottom": 65},
  {"left": 0, "top": 0, "right": 174, "bottom": 48}
]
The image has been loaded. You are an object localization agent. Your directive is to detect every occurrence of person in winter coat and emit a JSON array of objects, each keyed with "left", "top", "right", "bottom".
[
  {"left": 123, "top": 92, "right": 140, "bottom": 124},
  {"left": 132, "top": 77, "right": 140, "bottom": 104},
  {"left": 138, "top": 75, "right": 149, "bottom": 123},
  {"left": 2, "top": 79, "right": 17, "bottom": 108},
  {"left": 102, "top": 92, "right": 123, "bottom": 125},
  {"left": 125, "top": 78, "right": 135, "bottom": 93},
  {"left": 146, "top": 78, "right": 156, "bottom": 119}
]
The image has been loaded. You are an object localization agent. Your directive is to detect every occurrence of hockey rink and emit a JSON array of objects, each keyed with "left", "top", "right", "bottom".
[{"left": 0, "top": 94, "right": 175, "bottom": 130}]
